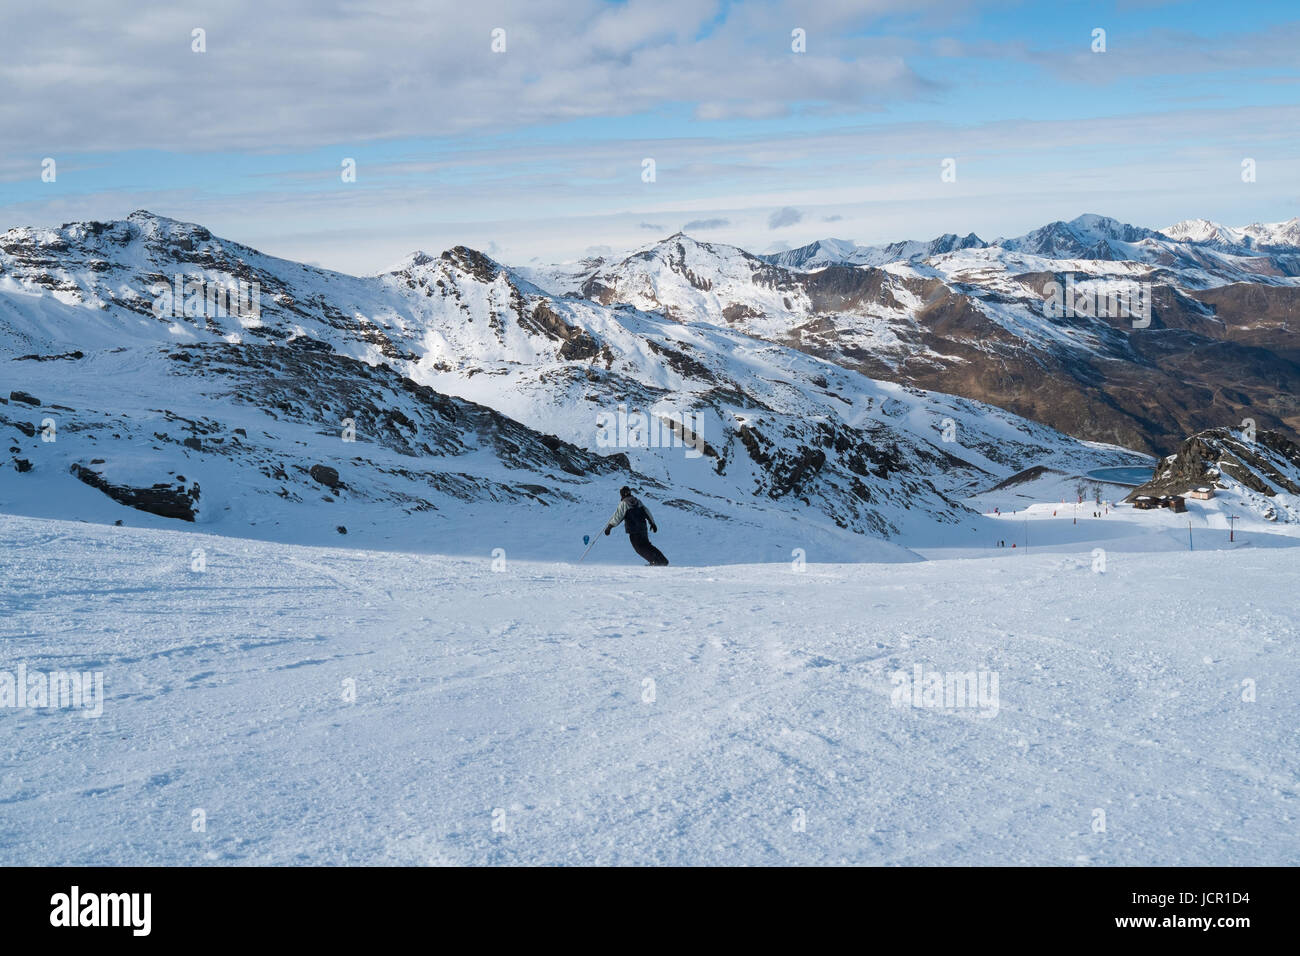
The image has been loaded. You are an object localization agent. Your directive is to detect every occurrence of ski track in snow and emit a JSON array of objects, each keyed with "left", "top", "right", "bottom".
[{"left": 0, "top": 513, "right": 1295, "bottom": 866}]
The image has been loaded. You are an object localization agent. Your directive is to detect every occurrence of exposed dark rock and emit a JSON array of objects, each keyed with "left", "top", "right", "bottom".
[
  {"left": 805, "top": 265, "right": 903, "bottom": 312},
  {"left": 14, "top": 350, "right": 83, "bottom": 362},
  {"left": 520, "top": 301, "right": 604, "bottom": 362},
  {"left": 722, "top": 304, "right": 763, "bottom": 324},
  {"left": 69, "top": 463, "right": 199, "bottom": 521},
  {"left": 440, "top": 246, "right": 500, "bottom": 283},
  {"left": 645, "top": 339, "right": 716, "bottom": 382},
  {"left": 309, "top": 464, "right": 343, "bottom": 490}
]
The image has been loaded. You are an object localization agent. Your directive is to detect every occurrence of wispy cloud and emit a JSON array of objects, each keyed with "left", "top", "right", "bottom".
[
  {"left": 768, "top": 206, "right": 803, "bottom": 228},
  {"left": 682, "top": 218, "right": 731, "bottom": 231}
]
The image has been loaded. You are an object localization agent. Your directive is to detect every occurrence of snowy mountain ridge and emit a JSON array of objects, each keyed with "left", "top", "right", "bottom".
[
  {"left": 0, "top": 211, "right": 1149, "bottom": 562},
  {"left": 525, "top": 216, "right": 1300, "bottom": 456},
  {"left": 751, "top": 213, "right": 1300, "bottom": 273}
]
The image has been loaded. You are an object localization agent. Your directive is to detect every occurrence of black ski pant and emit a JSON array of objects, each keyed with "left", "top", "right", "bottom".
[{"left": 627, "top": 530, "right": 669, "bottom": 566}]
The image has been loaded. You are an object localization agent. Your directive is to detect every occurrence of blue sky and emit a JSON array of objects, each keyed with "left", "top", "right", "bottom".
[{"left": 1, "top": 0, "right": 1297, "bottom": 272}]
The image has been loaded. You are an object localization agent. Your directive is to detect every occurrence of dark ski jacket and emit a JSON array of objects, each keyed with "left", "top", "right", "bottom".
[{"left": 606, "top": 495, "right": 655, "bottom": 536}]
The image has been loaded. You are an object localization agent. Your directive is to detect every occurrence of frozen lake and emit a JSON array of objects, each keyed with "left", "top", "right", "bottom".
[{"left": 1086, "top": 466, "right": 1154, "bottom": 486}]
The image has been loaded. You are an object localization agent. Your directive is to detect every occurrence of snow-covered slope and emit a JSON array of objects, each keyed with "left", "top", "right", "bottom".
[
  {"left": 0, "top": 212, "right": 1148, "bottom": 558},
  {"left": 2, "top": 511, "right": 1296, "bottom": 865}
]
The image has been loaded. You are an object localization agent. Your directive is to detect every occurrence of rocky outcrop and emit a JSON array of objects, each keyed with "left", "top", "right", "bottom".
[
  {"left": 69, "top": 463, "right": 200, "bottom": 521},
  {"left": 1126, "top": 427, "right": 1300, "bottom": 501},
  {"left": 309, "top": 464, "right": 343, "bottom": 490},
  {"left": 522, "top": 302, "right": 605, "bottom": 362}
]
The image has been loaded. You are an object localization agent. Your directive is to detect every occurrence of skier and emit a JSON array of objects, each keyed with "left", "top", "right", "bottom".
[{"left": 604, "top": 486, "right": 669, "bottom": 566}]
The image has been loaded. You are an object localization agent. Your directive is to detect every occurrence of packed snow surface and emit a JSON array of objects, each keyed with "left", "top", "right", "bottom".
[{"left": 2, "top": 511, "right": 1295, "bottom": 866}]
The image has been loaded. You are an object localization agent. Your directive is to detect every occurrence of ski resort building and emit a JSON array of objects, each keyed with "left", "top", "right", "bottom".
[{"left": 1131, "top": 494, "right": 1187, "bottom": 512}]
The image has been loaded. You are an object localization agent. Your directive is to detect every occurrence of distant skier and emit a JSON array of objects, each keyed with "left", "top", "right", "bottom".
[{"left": 604, "top": 486, "right": 669, "bottom": 566}]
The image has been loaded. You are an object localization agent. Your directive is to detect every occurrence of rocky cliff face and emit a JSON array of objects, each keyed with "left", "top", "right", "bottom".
[{"left": 1125, "top": 427, "right": 1300, "bottom": 522}]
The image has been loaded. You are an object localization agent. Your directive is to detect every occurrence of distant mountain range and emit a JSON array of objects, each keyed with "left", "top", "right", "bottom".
[
  {"left": 521, "top": 214, "right": 1300, "bottom": 455},
  {"left": 756, "top": 213, "right": 1300, "bottom": 273}
]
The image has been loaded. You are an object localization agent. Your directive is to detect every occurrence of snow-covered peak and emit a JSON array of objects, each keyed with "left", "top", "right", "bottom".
[
  {"left": 1067, "top": 213, "right": 1146, "bottom": 239},
  {"left": 631, "top": 232, "right": 761, "bottom": 267},
  {"left": 1161, "top": 218, "right": 1235, "bottom": 244},
  {"left": 126, "top": 208, "right": 187, "bottom": 227},
  {"left": 1161, "top": 216, "right": 1300, "bottom": 251},
  {"left": 1241, "top": 216, "right": 1300, "bottom": 248},
  {"left": 1130, "top": 426, "right": 1300, "bottom": 523},
  {"left": 380, "top": 247, "right": 553, "bottom": 303},
  {"left": 382, "top": 250, "right": 437, "bottom": 273},
  {"left": 576, "top": 232, "right": 806, "bottom": 328},
  {"left": 999, "top": 215, "right": 1157, "bottom": 257},
  {"left": 763, "top": 237, "right": 864, "bottom": 269},
  {"left": 429, "top": 246, "right": 505, "bottom": 280},
  {"left": 763, "top": 232, "right": 987, "bottom": 270}
]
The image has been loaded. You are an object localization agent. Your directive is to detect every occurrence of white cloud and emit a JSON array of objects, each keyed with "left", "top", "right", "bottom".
[{"left": 0, "top": 0, "right": 938, "bottom": 157}]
